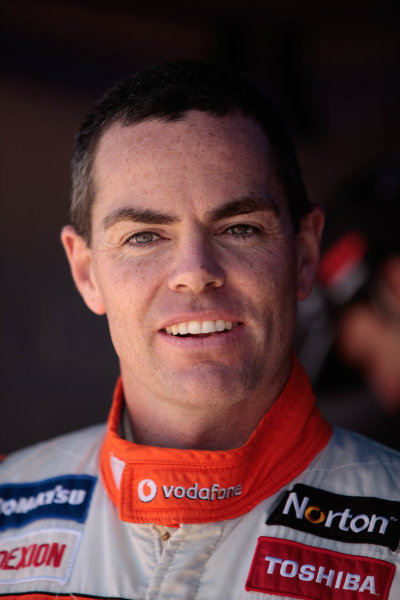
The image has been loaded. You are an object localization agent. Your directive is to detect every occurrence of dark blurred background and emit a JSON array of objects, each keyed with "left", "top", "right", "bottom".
[{"left": 1, "top": 0, "right": 400, "bottom": 453}]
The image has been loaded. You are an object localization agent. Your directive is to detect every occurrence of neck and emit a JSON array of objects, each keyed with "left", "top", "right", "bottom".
[
  {"left": 127, "top": 399, "right": 273, "bottom": 450},
  {"left": 100, "top": 359, "right": 332, "bottom": 528},
  {"left": 120, "top": 363, "right": 290, "bottom": 450}
]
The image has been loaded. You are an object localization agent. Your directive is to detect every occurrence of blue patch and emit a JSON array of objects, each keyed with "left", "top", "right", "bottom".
[{"left": 0, "top": 474, "right": 96, "bottom": 531}]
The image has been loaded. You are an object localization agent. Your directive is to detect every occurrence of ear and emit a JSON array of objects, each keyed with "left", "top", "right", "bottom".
[
  {"left": 61, "top": 225, "right": 106, "bottom": 315},
  {"left": 296, "top": 205, "right": 325, "bottom": 301}
]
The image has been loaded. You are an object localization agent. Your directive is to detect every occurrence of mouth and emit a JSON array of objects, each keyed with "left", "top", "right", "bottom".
[{"left": 163, "top": 320, "right": 240, "bottom": 337}]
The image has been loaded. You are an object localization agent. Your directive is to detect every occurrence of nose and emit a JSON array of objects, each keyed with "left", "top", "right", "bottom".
[{"left": 167, "top": 234, "right": 225, "bottom": 293}]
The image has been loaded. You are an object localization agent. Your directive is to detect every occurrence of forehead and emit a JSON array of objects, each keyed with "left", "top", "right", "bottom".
[{"left": 91, "top": 110, "right": 286, "bottom": 217}]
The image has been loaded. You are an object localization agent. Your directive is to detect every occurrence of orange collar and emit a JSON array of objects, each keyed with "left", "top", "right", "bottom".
[{"left": 100, "top": 358, "right": 332, "bottom": 527}]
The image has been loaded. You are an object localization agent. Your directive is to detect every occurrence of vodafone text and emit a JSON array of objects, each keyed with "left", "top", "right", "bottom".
[
  {"left": 284, "top": 490, "right": 388, "bottom": 535},
  {"left": 264, "top": 555, "right": 377, "bottom": 594},
  {"left": 138, "top": 479, "right": 242, "bottom": 503},
  {"left": 0, "top": 542, "right": 66, "bottom": 571}
]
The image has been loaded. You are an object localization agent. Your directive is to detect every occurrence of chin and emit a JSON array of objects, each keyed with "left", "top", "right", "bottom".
[{"left": 161, "top": 362, "right": 257, "bottom": 408}]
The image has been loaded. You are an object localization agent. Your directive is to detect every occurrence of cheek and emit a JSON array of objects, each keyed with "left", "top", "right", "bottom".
[
  {"left": 91, "top": 261, "right": 152, "bottom": 355},
  {"left": 229, "top": 245, "right": 298, "bottom": 331},
  {"left": 239, "top": 244, "right": 297, "bottom": 298},
  {"left": 96, "top": 254, "right": 165, "bottom": 312}
]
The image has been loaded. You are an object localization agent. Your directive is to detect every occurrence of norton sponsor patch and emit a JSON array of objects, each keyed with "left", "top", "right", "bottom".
[
  {"left": 246, "top": 537, "right": 395, "bottom": 599},
  {"left": 0, "top": 528, "right": 81, "bottom": 585},
  {"left": 0, "top": 475, "right": 96, "bottom": 531},
  {"left": 267, "top": 483, "right": 400, "bottom": 550}
]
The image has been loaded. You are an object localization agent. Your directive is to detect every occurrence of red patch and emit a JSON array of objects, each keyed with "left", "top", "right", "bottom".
[{"left": 246, "top": 537, "right": 395, "bottom": 599}]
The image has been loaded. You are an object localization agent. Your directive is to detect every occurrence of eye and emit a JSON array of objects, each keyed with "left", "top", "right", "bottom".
[
  {"left": 126, "top": 231, "right": 161, "bottom": 245},
  {"left": 225, "top": 224, "right": 258, "bottom": 238}
]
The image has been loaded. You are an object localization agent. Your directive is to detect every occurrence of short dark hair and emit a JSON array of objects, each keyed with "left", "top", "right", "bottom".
[{"left": 71, "top": 60, "right": 312, "bottom": 243}]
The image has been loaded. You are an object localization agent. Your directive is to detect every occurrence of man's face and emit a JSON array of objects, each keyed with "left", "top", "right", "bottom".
[{"left": 67, "top": 111, "right": 317, "bottom": 410}]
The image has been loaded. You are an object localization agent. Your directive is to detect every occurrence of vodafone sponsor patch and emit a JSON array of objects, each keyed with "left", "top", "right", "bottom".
[
  {"left": 246, "top": 537, "right": 395, "bottom": 599},
  {"left": 136, "top": 477, "right": 242, "bottom": 504},
  {"left": 0, "top": 528, "right": 81, "bottom": 585}
]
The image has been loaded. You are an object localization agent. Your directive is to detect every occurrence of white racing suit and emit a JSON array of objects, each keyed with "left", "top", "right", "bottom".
[{"left": 0, "top": 358, "right": 399, "bottom": 599}]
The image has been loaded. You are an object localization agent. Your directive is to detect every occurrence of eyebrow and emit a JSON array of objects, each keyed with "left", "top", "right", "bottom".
[
  {"left": 203, "top": 196, "right": 280, "bottom": 223},
  {"left": 102, "top": 207, "right": 179, "bottom": 230},
  {"left": 102, "top": 196, "right": 279, "bottom": 231}
]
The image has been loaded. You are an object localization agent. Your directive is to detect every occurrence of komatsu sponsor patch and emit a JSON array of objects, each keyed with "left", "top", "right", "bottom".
[
  {"left": 0, "top": 528, "right": 81, "bottom": 584},
  {"left": 246, "top": 537, "right": 395, "bottom": 599},
  {"left": 0, "top": 475, "right": 96, "bottom": 531},
  {"left": 267, "top": 483, "right": 400, "bottom": 550}
]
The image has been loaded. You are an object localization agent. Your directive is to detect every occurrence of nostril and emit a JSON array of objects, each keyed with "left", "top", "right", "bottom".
[{"left": 167, "top": 250, "right": 225, "bottom": 293}]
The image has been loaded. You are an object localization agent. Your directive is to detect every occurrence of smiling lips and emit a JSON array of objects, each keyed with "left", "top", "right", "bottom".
[{"left": 164, "top": 320, "right": 239, "bottom": 336}]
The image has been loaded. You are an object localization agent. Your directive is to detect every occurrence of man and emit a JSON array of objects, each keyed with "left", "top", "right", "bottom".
[{"left": 1, "top": 61, "right": 399, "bottom": 599}]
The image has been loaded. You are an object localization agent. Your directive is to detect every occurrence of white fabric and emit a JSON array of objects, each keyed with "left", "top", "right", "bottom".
[{"left": 0, "top": 425, "right": 399, "bottom": 599}]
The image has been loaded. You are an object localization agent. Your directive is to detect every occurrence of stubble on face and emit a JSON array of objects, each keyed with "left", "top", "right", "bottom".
[{"left": 89, "top": 111, "right": 298, "bottom": 422}]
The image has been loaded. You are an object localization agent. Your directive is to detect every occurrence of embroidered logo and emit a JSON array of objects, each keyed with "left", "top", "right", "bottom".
[
  {"left": 267, "top": 484, "right": 400, "bottom": 551},
  {"left": 138, "top": 479, "right": 157, "bottom": 503},
  {"left": 246, "top": 537, "right": 395, "bottom": 600},
  {"left": 136, "top": 479, "right": 242, "bottom": 503},
  {"left": 0, "top": 528, "right": 81, "bottom": 585},
  {"left": 0, "top": 475, "right": 96, "bottom": 531}
]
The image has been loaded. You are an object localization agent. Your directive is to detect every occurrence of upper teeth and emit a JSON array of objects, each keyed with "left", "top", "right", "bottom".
[{"left": 165, "top": 320, "right": 237, "bottom": 335}]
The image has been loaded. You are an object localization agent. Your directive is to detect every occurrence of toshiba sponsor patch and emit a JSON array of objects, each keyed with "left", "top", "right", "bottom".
[
  {"left": 267, "top": 483, "right": 400, "bottom": 550},
  {"left": 246, "top": 537, "right": 395, "bottom": 599},
  {"left": 0, "top": 528, "right": 81, "bottom": 585},
  {"left": 0, "top": 475, "right": 96, "bottom": 531}
]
